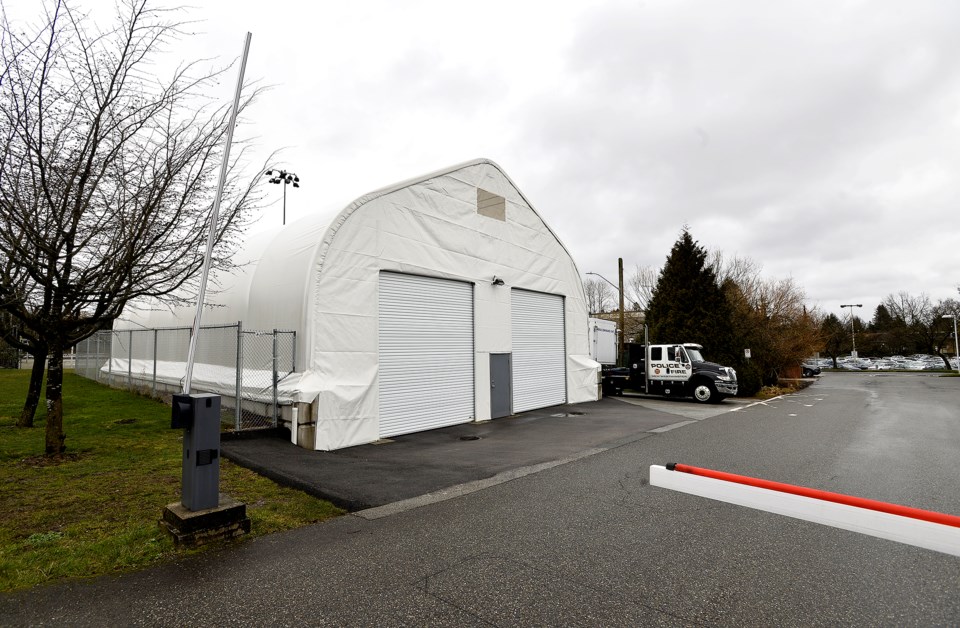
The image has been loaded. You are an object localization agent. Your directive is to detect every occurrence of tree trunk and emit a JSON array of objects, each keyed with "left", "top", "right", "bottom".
[
  {"left": 17, "top": 346, "right": 47, "bottom": 428},
  {"left": 44, "top": 350, "right": 66, "bottom": 455},
  {"left": 938, "top": 351, "right": 952, "bottom": 370}
]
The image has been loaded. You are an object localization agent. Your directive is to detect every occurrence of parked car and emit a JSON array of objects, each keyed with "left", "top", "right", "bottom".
[{"left": 801, "top": 363, "right": 821, "bottom": 378}]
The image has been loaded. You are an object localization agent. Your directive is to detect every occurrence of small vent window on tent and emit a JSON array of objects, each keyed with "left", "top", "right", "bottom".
[{"left": 477, "top": 188, "right": 506, "bottom": 221}]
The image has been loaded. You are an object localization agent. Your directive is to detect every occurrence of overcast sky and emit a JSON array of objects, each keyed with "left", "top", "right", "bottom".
[{"left": 11, "top": 0, "right": 960, "bottom": 320}]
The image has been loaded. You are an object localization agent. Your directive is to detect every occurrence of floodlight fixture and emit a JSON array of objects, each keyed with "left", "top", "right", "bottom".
[{"left": 264, "top": 168, "right": 302, "bottom": 225}]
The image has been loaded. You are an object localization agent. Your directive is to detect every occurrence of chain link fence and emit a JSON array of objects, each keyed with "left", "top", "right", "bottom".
[{"left": 75, "top": 323, "right": 296, "bottom": 431}]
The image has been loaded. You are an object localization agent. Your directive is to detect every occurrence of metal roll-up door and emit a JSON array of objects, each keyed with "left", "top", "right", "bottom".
[
  {"left": 379, "top": 272, "right": 475, "bottom": 438},
  {"left": 511, "top": 289, "right": 566, "bottom": 412}
]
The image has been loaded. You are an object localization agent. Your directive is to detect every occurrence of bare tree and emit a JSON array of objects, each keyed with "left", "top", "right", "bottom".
[
  {"left": 583, "top": 277, "right": 614, "bottom": 314},
  {"left": 711, "top": 250, "right": 820, "bottom": 389},
  {"left": 709, "top": 250, "right": 764, "bottom": 306},
  {"left": 626, "top": 264, "right": 657, "bottom": 312},
  {"left": 882, "top": 292, "right": 932, "bottom": 327},
  {"left": 880, "top": 292, "right": 935, "bottom": 356},
  {"left": 753, "top": 277, "right": 820, "bottom": 375},
  {"left": 0, "top": 0, "right": 266, "bottom": 453},
  {"left": 879, "top": 293, "right": 960, "bottom": 367},
  {"left": 0, "top": 312, "right": 47, "bottom": 427}
]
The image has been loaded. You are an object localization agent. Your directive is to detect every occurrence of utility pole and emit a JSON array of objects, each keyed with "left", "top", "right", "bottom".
[
  {"left": 585, "top": 266, "right": 627, "bottom": 367},
  {"left": 618, "top": 258, "right": 625, "bottom": 367}
]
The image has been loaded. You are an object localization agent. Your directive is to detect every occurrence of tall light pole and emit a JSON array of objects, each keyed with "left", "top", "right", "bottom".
[
  {"left": 587, "top": 260, "right": 626, "bottom": 366},
  {"left": 840, "top": 303, "right": 863, "bottom": 358},
  {"left": 618, "top": 258, "right": 625, "bottom": 367},
  {"left": 942, "top": 314, "right": 959, "bottom": 374},
  {"left": 265, "top": 169, "right": 300, "bottom": 225}
]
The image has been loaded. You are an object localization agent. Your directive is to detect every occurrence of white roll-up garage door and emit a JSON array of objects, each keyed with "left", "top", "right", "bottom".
[
  {"left": 511, "top": 289, "right": 566, "bottom": 412},
  {"left": 379, "top": 272, "right": 475, "bottom": 438}
]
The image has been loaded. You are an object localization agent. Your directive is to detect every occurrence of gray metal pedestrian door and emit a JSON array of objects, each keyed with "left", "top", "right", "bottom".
[
  {"left": 511, "top": 289, "right": 566, "bottom": 412},
  {"left": 490, "top": 353, "right": 512, "bottom": 418},
  {"left": 378, "top": 272, "right": 475, "bottom": 438}
]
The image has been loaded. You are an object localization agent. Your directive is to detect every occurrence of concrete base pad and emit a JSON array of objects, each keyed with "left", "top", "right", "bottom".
[{"left": 160, "top": 494, "right": 250, "bottom": 547}]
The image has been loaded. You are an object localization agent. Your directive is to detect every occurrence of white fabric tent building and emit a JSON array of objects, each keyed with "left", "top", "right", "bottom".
[{"left": 119, "top": 159, "right": 600, "bottom": 450}]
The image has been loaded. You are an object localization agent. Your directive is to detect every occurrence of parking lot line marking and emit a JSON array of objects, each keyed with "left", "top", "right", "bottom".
[{"left": 648, "top": 420, "right": 698, "bottom": 433}]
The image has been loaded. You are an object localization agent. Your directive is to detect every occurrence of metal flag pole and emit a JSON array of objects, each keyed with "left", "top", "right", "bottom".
[{"left": 183, "top": 32, "right": 252, "bottom": 394}]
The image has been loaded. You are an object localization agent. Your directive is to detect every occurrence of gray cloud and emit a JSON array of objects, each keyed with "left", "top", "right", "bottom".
[
  {"left": 14, "top": 0, "right": 954, "bottom": 318},
  {"left": 501, "top": 1, "right": 960, "bottom": 315}
]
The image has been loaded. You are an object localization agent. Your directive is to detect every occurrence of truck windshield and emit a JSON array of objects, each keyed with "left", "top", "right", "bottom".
[{"left": 685, "top": 348, "right": 705, "bottom": 362}]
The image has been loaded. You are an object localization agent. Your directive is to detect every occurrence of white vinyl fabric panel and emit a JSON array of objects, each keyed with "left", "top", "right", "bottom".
[
  {"left": 511, "top": 289, "right": 566, "bottom": 412},
  {"left": 379, "top": 273, "right": 475, "bottom": 438}
]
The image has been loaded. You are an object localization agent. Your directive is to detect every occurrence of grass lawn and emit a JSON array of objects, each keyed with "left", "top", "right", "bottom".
[{"left": 0, "top": 369, "right": 344, "bottom": 593}]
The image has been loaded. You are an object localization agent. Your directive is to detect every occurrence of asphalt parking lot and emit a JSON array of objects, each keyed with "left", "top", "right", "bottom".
[
  {"left": 221, "top": 394, "right": 755, "bottom": 512},
  {"left": 4, "top": 375, "right": 957, "bottom": 626}
]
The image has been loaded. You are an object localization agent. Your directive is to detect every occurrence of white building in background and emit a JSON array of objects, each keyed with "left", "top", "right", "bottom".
[{"left": 118, "top": 159, "right": 600, "bottom": 450}]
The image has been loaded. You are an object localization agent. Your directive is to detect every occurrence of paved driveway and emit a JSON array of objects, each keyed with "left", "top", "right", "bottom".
[
  {"left": 4, "top": 375, "right": 956, "bottom": 625},
  {"left": 221, "top": 395, "right": 748, "bottom": 511}
]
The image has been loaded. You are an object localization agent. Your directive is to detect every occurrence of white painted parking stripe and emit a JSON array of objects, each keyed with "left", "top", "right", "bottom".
[{"left": 648, "top": 420, "right": 698, "bottom": 433}]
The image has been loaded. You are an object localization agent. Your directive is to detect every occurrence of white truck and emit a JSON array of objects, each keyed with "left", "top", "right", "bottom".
[
  {"left": 590, "top": 319, "right": 737, "bottom": 403},
  {"left": 589, "top": 317, "right": 632, "bottom": 397},
  {"left": 622, "top": 342, "right": 737, "bottom": 403}
]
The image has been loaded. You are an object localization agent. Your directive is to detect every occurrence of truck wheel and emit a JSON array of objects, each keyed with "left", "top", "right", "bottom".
[{"left": 692, "top": 381, "right": 716, "bottom": 404}]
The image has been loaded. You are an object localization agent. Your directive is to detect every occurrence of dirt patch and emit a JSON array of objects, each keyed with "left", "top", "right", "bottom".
[{"left": 17, "top": 452, "right": 85, "bottom": 468}]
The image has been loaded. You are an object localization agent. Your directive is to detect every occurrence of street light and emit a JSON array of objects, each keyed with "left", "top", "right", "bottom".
[
  {"left": 585, "top": 272, "right": 620, "bottom": 302},
  {"left": 942, "top": 314, "right": 960, "bottom": 374},
  {"left": 265, "top": 169, "right": 301, "bottom": 225},
  {"left": 840, "top": 304, "right": 863, "bottom": 358}
]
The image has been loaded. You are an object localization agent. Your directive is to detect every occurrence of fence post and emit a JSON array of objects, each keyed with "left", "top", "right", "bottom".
[
  {"left": 235, "top": 321, "right": 243, "bottom": 431},
  {"left": 152, "top": 328, "right": 158, "bottom": 396},
  {"left": 272, "top": 329, "right": 279, "bottom": 428},
  {"left": 128, "top": 329, "right": 133, "bottom": 390}
]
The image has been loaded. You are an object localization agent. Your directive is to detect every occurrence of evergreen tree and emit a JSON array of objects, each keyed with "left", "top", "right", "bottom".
[
  {"left": 870, "top": 304, "right": 895, "bottom": 330},
  {"left": 819, "top": 313, "right": 847, "bottom": 367},
  {"left": 721, "top": 279, "right": 764, "bottom": 395},
  {"left": 863, "top": 304, "right": 895, "bottom": 356},
  {"left": 645, "top": 229, "right": 737, "bottom": 365}
]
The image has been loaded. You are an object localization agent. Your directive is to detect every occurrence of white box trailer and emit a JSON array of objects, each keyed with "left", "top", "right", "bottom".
[{"left": 589, "top": 318, "right": 618, "bottom": 366}]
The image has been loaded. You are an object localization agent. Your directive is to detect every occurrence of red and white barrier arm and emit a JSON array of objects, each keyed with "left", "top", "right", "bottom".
[{"left": 650, "top": 463, "right": 960, "bottom": 557}]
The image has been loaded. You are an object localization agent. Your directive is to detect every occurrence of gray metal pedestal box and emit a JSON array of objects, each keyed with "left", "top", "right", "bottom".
[{"left": 171, "top": 393, "right": 221, "bottom": 511}]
